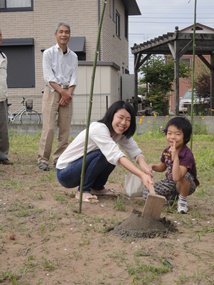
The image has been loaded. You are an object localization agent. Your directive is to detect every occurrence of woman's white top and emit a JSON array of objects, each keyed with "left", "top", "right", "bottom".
[{"left": 56, "top": 122, "right": 142, "bottom": 169}]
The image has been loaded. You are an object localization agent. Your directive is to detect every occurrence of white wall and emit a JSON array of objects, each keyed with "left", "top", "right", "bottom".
[{"left": 72, "top": 64, "right": 121, "bottom": 124}]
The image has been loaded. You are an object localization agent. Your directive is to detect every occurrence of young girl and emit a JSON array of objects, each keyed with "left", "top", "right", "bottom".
[
  {"left": 56, "top": 100, "right": 153, "bottom": 202},
  {"left": 149, "top": 116, "right": 199, "bottom": 213}
]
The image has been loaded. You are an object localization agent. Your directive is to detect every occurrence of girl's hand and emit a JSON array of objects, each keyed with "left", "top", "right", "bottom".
[{"left": 169, "top": 140, "right": 177, "bottom": 161}]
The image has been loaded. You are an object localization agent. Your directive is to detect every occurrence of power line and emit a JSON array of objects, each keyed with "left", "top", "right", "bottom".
[
  {"left": 129, "top": 21, "right": 214, "bottom": 25},
  {"left": 130, "top": 11, "right": 214, "bottom": 14},
  {"left": 130, "top": 18, "right": 214, "bottom": 21}
]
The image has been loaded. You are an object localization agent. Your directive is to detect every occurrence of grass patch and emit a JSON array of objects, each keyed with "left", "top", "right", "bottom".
[
  {"left": 8, "top": 201, "right": 43, "bottom": 218},
  {"left": 127, "top": 258, "right": 173, "bottom": 284},
  {"left": 114, "top": 196, "right": 127, "bottom": 211},
  {"left": 0, "top": 271, "right": 19, "bottom": 283},
  {"left": 0, "top": 130, "right": 213, "bottom": 285}
]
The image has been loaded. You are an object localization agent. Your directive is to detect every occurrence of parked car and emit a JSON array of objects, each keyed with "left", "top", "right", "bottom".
[{"left": 179, "top": 90, "right": 210, "bottom": 113}]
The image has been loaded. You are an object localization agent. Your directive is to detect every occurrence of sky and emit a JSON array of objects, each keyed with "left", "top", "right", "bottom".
[{"left": 128, "top": 0, "right": 214, "bottom": 73}]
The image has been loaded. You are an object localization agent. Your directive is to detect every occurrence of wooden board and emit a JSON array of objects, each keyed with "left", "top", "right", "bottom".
[{"left": 142, "top": 194, "right": 166, "bottom": 220}]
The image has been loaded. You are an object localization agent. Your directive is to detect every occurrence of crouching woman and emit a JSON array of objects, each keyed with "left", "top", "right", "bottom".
[{"left": 56, "top": 100, "right": 153, "bottom": 202}]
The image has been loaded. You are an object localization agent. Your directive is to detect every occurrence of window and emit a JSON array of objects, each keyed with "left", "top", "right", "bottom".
[
  {"left": 68, "top": 37, "right": 86, "bottom": 61},
  {"left": 0, "top": 0, "right": 33, "bottom": 11},
  {"left": 115, "top": 10, "right": 120, "bottom": 38},
  {"left": 124, "top": 10, "right": 128, "bottom": 39},
  {"left": 1, "top": 38, "right": 35, "bottom": 88}
]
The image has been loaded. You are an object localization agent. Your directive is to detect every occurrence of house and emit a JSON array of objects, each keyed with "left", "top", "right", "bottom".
[{"left": 0, "top": 0, "right": 141, "bottom": 124}]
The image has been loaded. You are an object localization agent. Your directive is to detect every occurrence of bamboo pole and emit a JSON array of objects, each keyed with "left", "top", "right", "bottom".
[
  {"left": 78, "top": 0, "right": 107, "bottom": 213},
  {"left": 190, "top": 0, "right": 197, "bottom": 149}
]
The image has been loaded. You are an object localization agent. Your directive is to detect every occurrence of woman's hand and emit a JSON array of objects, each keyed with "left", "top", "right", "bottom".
[
  {"left": 136, "top": 154, "right": 153, "bottom": 177},
  {"left": 140, "top": 172, "right": 155, "bottom": 194},
  {"left": 118, "top": 156, "right": 154, "bottom": 192},
  {"left": 143, "top": 164, "right": 153, "bottom": 177}
]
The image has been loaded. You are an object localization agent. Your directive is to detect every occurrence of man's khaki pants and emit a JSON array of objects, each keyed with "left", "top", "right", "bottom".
[{"left": 38, "top": 87, "right": 72, "bottom": 164}]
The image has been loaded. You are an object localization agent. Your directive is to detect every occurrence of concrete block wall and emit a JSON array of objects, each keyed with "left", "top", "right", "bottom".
[{"left": 136, "top": 116, "right": 214, "bottom": 135}]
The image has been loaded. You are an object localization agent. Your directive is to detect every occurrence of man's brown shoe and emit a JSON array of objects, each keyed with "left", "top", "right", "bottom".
[
  {"left": 38, "top": 161, "right": 50, "bottom": 171},
  {"left": 0, "top": 159, "right": 13, "bottom": 165}
]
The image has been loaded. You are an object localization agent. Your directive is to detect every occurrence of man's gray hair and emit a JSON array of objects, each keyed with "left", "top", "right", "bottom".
[{"left": 55, "top": 22, "right": 70, "bottom": 33}]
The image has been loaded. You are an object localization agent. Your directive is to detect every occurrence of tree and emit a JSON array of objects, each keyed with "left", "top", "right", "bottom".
[
  {"left": 139, "top": 55, "right": 190, "bottom": 115},
  {"left": 195, "top": 72, "right": 210, "bottom": 98}
]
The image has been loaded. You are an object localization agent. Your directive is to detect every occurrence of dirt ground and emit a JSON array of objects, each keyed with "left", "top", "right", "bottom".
[{"left": 0, "top": 149, "right": 214, "bottom": 285}]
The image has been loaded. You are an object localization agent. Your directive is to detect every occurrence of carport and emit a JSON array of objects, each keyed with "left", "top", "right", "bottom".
[{"left": 131, "top": 23, "right": 214, "bottom": 115}]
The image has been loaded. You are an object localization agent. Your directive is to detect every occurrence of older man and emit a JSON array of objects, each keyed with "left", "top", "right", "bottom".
[{"left": 38, "top": 22, "right": 78, "bottom": 171}]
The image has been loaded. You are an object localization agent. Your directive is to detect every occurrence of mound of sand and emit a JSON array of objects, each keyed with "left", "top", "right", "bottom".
[{"left": 112, "top": 209, "right": 177, "bottom": 238}]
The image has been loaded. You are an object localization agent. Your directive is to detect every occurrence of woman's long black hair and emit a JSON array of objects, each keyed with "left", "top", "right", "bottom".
[{"left": 98, "top": 100, "right": 136, "bottom": 138}]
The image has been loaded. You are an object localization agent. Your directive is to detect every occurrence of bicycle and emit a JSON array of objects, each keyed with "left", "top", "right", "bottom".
[{"left": 7, "top": 97, "right": 41, "bottom": 125}]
